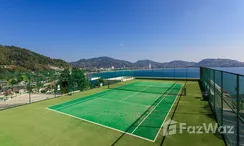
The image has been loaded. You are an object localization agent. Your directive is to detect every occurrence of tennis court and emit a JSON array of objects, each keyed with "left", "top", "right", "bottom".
[{"left": 48, "top": 81, "right": 183, "bottom": 142}]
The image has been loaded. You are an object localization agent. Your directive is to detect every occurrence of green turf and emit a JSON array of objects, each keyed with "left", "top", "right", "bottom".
[
  {"left": 0, "top": 79, "right": 225, "bottom": 146},
  {"left": 48, "top": 81, "right": 183, "bottom": 141}
]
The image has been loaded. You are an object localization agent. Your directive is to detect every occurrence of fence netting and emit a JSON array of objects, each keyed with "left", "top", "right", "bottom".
[
  {"left": 200, "top": 67, "right": 244, "bottom": 146},
  {"left": 0, "top": 70, "right": 88, "bottom": 110}
]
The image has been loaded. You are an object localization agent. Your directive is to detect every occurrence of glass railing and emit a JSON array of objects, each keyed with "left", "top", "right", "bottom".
[{"left": 200, "top": 67, "right": 244, "bottom": 146}]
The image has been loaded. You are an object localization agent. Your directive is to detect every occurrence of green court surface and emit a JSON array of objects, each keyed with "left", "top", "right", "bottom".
[{"left": 48, "top": 81, "right": 183, "bottom": 142}]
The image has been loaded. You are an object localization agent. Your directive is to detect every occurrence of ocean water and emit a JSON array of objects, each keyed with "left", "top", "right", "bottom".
[
  {"left": 89, "top": 68, "right": 200, "bottom": 79},
  {"left": 88, "top": 67, "right": 244, "bottom": 94},
  {"left": 88, "top": 67, "right": 244, "bottom": 79},
  {"left": 212, "top": 67, "right": 244, "bottom": 75},
  {"left": 89, "top": 67, "right": 244, "bottom": 80}
]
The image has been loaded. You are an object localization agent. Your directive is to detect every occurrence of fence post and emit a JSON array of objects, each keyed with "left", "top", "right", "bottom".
[
  {"left": 162, "top": 67, "right": 164, "bottom": 79},
  {"left": 54, "top": 73, "right": 57, "bottom": 98},
  {"left": 28, "top": 72, "right": 31, "bottom": 104},
  {"left": 221, "top": 71, "right": 224, "bottom": 127},
  {"left": 236, "top": 75, "right": 240, "bottom": 146},
  {"left": 186, "top": 67, "right": 188, "bottom": 81},
  {"left": 213, "top": 70, "right": 216, "bottom": 114},
  {"left": 208, "top": 69, "right": 210, "bottom": 100},
  {"left": 174, "top": 67, "right": 175, "bottom": 80}
]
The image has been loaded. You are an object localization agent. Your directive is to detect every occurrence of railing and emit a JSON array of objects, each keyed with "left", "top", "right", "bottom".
[
  {"left": 0, "top": 67, "right": 200, "bottom": 110},
  {"left": 88, "top": 67, "right": 200, "bottom": 80},
  {"left": 200, "top": 67, "right": 244, "bottom": 146}
]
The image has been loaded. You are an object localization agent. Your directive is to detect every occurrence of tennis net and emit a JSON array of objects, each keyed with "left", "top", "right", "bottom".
[{"left": 108, "top": 81, "right": 185, "bottom": 96}]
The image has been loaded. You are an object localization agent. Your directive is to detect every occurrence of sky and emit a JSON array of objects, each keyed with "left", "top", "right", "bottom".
[{"left": 1, "top": 0, "right": 244, "bottom": 63}]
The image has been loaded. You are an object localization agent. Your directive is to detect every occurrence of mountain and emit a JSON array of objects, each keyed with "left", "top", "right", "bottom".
[
  {"left": 0, "top": 45, "right": 70, "bottom": 71},
  {"left": 70, "top": 57, "right": 244, "bottom": 68},
  {"left": 2, "top": 44, "right": 244, "bottom": 71},
  {"left": 71, "top": 57, "right": 197, "bottom": 68},
  {"left": 134, "top": 60, "right": 163, "bottom": 68},
  {"left": 70, "top": 57, "right": 134, "bottom": 68},
  {"left": 162, "top": 60, "right": 196, "bottom": 67},
  {"left": 195, "top": 59, "right": 244, "bottom": 67}
]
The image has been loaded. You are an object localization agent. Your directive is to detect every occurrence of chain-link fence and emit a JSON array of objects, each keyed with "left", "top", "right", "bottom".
[
  {"left": 200, "top": 67, "right": 244, "bottom": 146},
  {"left": 1, "top": 67, "right": 199, "bottom": 110},
  {"left": 0, "top": 70, "right": 88, "bottom": 110}
]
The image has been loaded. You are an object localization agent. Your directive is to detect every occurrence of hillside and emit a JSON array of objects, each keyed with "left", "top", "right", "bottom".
[
  {"left": 195, "top": 59, "right": 244, "bottom": 67},
  {"left": 71, "top": 57, "right": 197, "bottom": 68},
  {"left": 1, "top": 45, "right": 244, "bottom": 70},
  {"left": 0, "top": 45, "right": 70, "bottom": 71},
  {"left": 70, "top": 57, "right": 244, "bottom": 68},
  {"left": 162, "top": 60, "right": 196, "bottom": 67},
  {"left": 70, "top": 57, "right": 134, "bottom": 68},
  {"left": 134, "top": 60, "right": 163, "bottom": 68}
]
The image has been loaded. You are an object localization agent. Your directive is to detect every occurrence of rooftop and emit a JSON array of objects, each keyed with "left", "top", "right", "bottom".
[{"left": 0, "top": 79, "right": 225, "bottom": 146}]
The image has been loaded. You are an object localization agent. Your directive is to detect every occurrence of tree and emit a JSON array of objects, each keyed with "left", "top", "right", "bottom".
[
  {"left": 59, "top": 68, "right": 88, "bottom": 94},
  {"left": 71, "top": 68, "right": 88, "bottom": 91},
  {"left": 8, "top": 78, "right": 18, "bottom": 92},
  {"left": 59, "top": 69, "right": 71, "bottom": 94},
  {"left": 0, "top": 84, "right": 2, "bottom": 92}
]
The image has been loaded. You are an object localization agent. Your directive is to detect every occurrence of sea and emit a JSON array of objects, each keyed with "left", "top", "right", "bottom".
[
  {"left": 88, "top": 67, "right": 244, "bottom": 95},
  {"left": 89, "top": 67, "right": 244, "bottom": 79}
]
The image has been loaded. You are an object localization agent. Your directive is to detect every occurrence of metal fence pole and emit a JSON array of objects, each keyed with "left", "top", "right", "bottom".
[
  {"left": 237, "top": 75, "right": 240, "bottom": 146},
  {"left": 186, "top": 67, "right": 188, "bottom": 81},
  {"left": 208, "top": 69, "right": 210, "bottom": 100},
  {"left": 221, "top": 71, "right": 224, "bottom": 127},
  {"left": 174, "top": 67, "right": 175, "bottom": 80},
  {"left": 54, "top": 73, "right": 56, "bottom": 98},
  {"left": 28, "top": 73, "right": 31, "bottom": 104},
  {"left": 162, "top": 67, "right": 164, "bottom": 79},
  {"left": 213, "top": 70, "right": 216, "bottom": 114}
]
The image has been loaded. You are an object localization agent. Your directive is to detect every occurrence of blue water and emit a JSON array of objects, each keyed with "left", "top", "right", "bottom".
[
  {"left": 212, "top": 67, "right": 244, "bottom": 75},
  {"left": 88, "top": 67, "right": 244, "bottom": 94},
  {"left": 88, "top": 68, "right": 200, "bottom": 79},
  {"left": 88, "top": 67, "right": 244, "bottom": 80},
  {"left": 209, "top": 67, "right": 244, "bottom": 95},
  {"left": 89, "top": 67, "right": 244, "bottom": 79}
]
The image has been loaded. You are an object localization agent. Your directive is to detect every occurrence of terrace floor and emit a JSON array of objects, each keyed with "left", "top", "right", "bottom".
[{"left": 0, "top": 79, "right": 225, "bottom": 146}]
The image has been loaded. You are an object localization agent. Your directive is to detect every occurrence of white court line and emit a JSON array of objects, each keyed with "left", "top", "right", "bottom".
[
  {"left": 153, "top": 84, "right": 183, "bottom": 142},
  {"left": 53, "top": 82, "right": 136, "bottom": 110},
  {"left": 47, "top": 83, "right": 183, "bottom": 142},
  {"left": 129, "top": 84, "right": 173, "bottom": 88},
  {"left": 131, "top": 84, "right": 178, "bottom": 134},
  {"left": 46, "top": 107, "right": 154, "bottom": 142},
  {"left": 97, "top": 98, "right": 149, "bottom": 107},
  {"left": 120, "top": 85, "right": 152, "bottom": 102}
]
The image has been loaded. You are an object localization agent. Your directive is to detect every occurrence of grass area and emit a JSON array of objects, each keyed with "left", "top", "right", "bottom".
[{"left": 0, "top": 79, "right": 225, "bottom": 146}]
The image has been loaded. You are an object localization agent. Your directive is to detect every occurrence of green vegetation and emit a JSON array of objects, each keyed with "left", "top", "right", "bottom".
[
  {"left": 58, "top": 68, "right": 88, "bottom": 94},
  {"left": 0, "top": 45, "right": 70, "bottom": 71},
  {"left": 0, "top": 68, "right": 88, "bottom": 96},
  {"left": 0, "top": 80, "right": 224, "bottom": 146}
]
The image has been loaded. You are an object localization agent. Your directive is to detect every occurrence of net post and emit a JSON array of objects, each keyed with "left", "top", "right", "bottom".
[
  {"left": 107, "top": 79, "right": 110, "bottom": 89},
  {"left": 183, "top": 87, "right": 186, "bottom": 96},
  {"left": 236, "top": 75, "right": 240, "bottom": 146}
]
